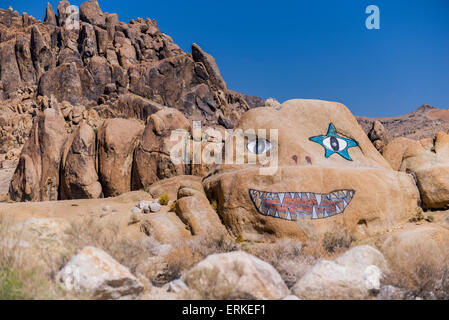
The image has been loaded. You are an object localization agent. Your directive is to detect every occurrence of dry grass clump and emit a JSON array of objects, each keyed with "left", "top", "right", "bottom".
[
  {"left": 241, "top": 239, "right": 316, "bottom": 288},
  {"left": 62, "top": 217, "right": 159, "bottom": 275},
  {"left": 409, "top": 208, "right": 434, "bottom": 223},
  {"left": 152, "top": 234, "right": 238, "bottom": 285},
  {"left": 183, "top": 262, "right": 255, "bottom": 300},
  {"left": 383, "top": 243, "right": 449, "bottom": 299},
  {"left": 321, "top": 230, "right": 355, "bottom": 255},
  {"left": 0, "top": 215, "right": 64, "bottom": 299},
  {"left": 158, "top": 194, "right": 170, "bottom": 206}
]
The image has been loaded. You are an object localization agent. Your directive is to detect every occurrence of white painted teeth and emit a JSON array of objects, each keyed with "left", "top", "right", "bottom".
[
  {"left": 316, "top": 194, "right": 321, "bottom": 206},
  {"left": 251, "top": 189, "right": 353, "bottom": 220},
  {"left": 278, "top": 193, "right": 285, "bottom": 206},
  {"left": 286, "top": 209, "right": 292, "bottom": 221},
  {"left": 312, "top": 206, "right": 318, "bottom": 219}
]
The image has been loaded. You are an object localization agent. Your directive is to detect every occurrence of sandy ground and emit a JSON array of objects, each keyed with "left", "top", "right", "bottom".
[{"left": 0, "top": 190, "right": 157, "bottom": 240}]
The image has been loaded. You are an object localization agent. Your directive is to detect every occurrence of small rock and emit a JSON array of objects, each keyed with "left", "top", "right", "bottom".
[
  {"left": 143, "top": 205, "right": 150, "bottom": 214},
  {"left": 102, "top": 205, "right": 111, "bottom": 212},
  {"left": 135, "top": 200, "right": 153, "bottom": 209},
  {"left": 149, "top": 202, "right": 161, "bottom": 212},
  {"left": 57, "top": 246, "right": 144, "bottom": 300},
  {"left": 335, "top": 245, "right": 388, "bottom": 273},
  {"left": 131, "top": 207, "right": 142, "bottom": 214},
  {"left": 168, "top": 279, "right": 189, "bottom": 293},
  {"left": 184, "top": 251, "right": 289, "bottom": 300},
  {"left": 291, "top": 260, "right": 382, "bottom": 300}
]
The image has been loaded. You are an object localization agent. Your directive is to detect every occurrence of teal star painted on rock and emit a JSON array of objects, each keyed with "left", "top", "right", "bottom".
[{"left": 309, "top": 123, "right": 359, "bottom": 161}]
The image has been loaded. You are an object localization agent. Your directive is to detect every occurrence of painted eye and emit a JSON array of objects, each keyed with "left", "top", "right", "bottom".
[
  {"left": 322, "top": 136, "right": 348, "bottom": 152},
  {"left": 247, "top": 138, "right": 272, "bottom": 154},
  {"left": 309, "top": 123, "right": 359, "bottom": 161}
]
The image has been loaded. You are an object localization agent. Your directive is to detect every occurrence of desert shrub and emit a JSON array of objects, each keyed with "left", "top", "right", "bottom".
[
  {"left": 0, "top": 267, "right": 25, "bottom": 300},
  {"left": 241, "top": 239, "right": 316, "bottom": 288},
  {"left": 158, "top": 194, "right": 170, "bottom": 206},
  {"left": 155, "top": 235, "right": 238, "bottom": 285},
  {"left": 383, "top": 243, "right": 449, "bottom": 299},
  {"left": 184, "top": 262, "right": 255, "bottom": 300},
  {"left": 62, "top": 218, "right": 158, "bottom": 275},
  {"left": 409, "top": 207, "right": 425, "bottom": 223},
  {"left": 322, "top": 230, "right": 354, "bottom": 254},
  {"left": 0, "top": 216, "right": 61, "bottom": 299}
]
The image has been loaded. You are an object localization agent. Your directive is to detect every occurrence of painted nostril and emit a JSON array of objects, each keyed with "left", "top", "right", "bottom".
[
  {"left": 292, "top": 155, "right": 298, "bottom": 164},
  {"left": 306, "top": 156, "right": 312, "bottom": 165}
]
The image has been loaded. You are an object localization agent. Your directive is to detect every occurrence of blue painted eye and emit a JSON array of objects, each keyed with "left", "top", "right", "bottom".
[
  {"left": 247, "top": 138, "right": 272, "bottom": 154},
  {"left": 323, "top": 136, "right": 348, "bottom": 152},
  {"left": 309, "top": 123, "right": 359, "bottom": 161}
]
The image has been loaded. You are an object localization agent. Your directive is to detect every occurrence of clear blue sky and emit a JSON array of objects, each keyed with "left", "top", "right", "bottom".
[{"left": 3, "top": 0, "right": 449, "bottom": 117}]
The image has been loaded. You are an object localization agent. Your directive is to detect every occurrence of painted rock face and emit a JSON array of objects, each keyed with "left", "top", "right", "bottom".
[{"left": 203, "top": 99, "right": 420, "bottom": 242}]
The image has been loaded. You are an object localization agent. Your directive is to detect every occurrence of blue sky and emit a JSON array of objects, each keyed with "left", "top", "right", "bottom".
[{"left": 3, "top": 0, "right": 449, "bottom": 117}]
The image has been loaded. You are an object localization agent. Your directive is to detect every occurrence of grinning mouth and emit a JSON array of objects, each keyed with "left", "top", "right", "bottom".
[{"left": 249, "top": 189, "right": 355, "bottom": 221}]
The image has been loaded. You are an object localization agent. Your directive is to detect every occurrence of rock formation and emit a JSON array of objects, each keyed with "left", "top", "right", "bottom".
[
  {"left": 0, "top": 1, "right": 264, "bottom": 201},
  {"left": 203, "top": 99, "right": 420, "bottom": 242}
]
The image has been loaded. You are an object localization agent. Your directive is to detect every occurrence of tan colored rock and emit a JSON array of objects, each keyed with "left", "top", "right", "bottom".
[
  {"left": 38, "top": 62, "right": 83, "bottom": 105},
  {"left": 30, "top": 25, "right": 54, "bottom": 78},
  {"left": 0, "top": 39, "right": 22, "bottom": 96},
  {"left": 380, "top": 224, "right": 449, "bottom": 280},
  {"left": 399, "top": 132, "right": 449, "bottom": 209},
  {"left": 79, "top": 0, "right": 105, "bottom": 27},
  {"left": 334, "top": 245, "right": 388, "bottom": 273},
  {"left": 175, "top": 186, "right": 227, "bottom": 237},
  {"left": 132, "top": 108, "right": 191, "bottom": 189},
  {"left": 291, "top": 260, "right": 381, "bottom": 300},
  {"left": 9, "top": 108, "right": 68, "bottom": 201},
  {"left": 140, "top": 211, "right": 192, "bottom": 244},
  {"left": 97, "top": 118, "right": 144, "bottom": 197},
  {"left": 184, "top": 251, "right": 289, "bottom": 300},
  {"left": 148, "top": 175, "right": 203, "bottom": 200},
  {"left": 191, "top": 43, "right": 227, "bottom": 91},
  {"left": 382, "top": 137, "right": 417, "bottom": 171},
  {"left": 203, "top": 99, "right": 420, "bottom": 242},
  {"left": 57, "top": 246, "right": 144, "bottom": 300},
  {"left": 61, "top": 122, "right": 102, "bottom": 199},
  {"left": 44, "top": 2, "right": 57, "bottom": 26},
  {"left": 115, "top": 93, "right": 163, "bottom": 120},
  {"left": 368, "top": 120, "right": 389, "bottom": 153},
  {"left": 419, "top": 137, "right": 434, "bottom": 151}
]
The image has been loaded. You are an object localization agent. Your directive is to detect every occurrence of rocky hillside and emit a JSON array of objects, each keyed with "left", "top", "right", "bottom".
[
  {"left": 0, "top": 0, "right": 266, "bottom": 201},
  {"left": 358, "top": 104, "right": 449, "bottom": 140},
  {"left": 1, "top": 1, "right": 449, "bottom": 301},
  {"left": 0, "top": 1, "right": 263, "bottom": 157}
]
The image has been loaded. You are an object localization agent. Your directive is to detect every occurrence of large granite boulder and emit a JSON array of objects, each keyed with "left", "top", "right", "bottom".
[
  {"left": 9, "top": 108, "right": 68, "bottom": 201},
  {"left": 60, "top": 122, "right": 102, "bottom": 199},
  {"left": 97, "top": 118, "right": 144, "bottom": 197},
  {"left": 203, "top": 99, "right": 420, "bottom": 242}
]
